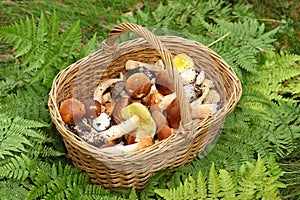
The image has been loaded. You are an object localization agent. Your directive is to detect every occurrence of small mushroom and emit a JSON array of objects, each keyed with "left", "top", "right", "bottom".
[
  {"left": 190, "top": 103, "right": 218, "bottom": 119},
  {"left": 83, "top": 99, "right": 102, "bottom": 120},
  {"left": 104, "top": 101, "right": 115, "bottom": 115},
  {"left": 121, "top": 102, "right": 156, "bottom": 138},
  {"left": 151, "top": 110, "right": 167, "bottom": 129},
  {"left": 157, "top": 124, "right": 172, "bottom": 141},
  {"left": 111, "top": 96, "right": 129, "bottom": 124},
  {"left": 155, "top": 70, "right": 174, "bottom": 95},
  {"left": 92, "top": 112, "right": 112, "bottom": 131},
  {"left": 195, "top": 70, "right": 205, "bottom": 85},
  {"left": 110, "top": 81, "right": 126, "bottom": 99},
  {"left": 203, "top": 89, "right": 221, "bottom": 104},
  {"left": 166, "top": 98, "right": 181, "bottom": 129},
  {"left": 93, "top": 114, "right": 141, "bottom": 146},
  {"left": 173, "top": 53, "right": 194, "bottom": 73},
  {"left": 180, "top": 67, "right": 197, "bottom": 84},
  {"left": 126, "top": 131, "right": 137, "bottom": 145},
  {"left": 126, "top": 66, "right": 155, "bottom": 81},
  {"left": 94, "top": 78, "right": 122, "bottom": 103},
  {"left": 183, "top": 84, "right": 197, "bottom": 102},
  {"left": 147, "top": 91, "right": 164, "bottom": 108},
  {"left": 59, "top": 98, "right": 86, "bottom": 125},
  {"left": 158, "top": 92, "right": 177, "bottom": 110},
  {"left": 125, "top": 73, "right": 152, "bottom": 99},
  {"left": 125, "top": 60, "right": 164, "bottom": 73}
]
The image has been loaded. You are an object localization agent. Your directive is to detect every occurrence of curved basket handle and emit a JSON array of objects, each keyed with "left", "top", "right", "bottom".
[{"left": 105, "top": 22, "right": 192, "bottom": 133}]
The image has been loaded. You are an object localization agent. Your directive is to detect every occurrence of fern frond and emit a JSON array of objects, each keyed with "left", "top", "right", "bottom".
[
  {"left": 155, "top": 156, "right": 285, "bottom": 200},
  {"left": 0, "top": 179, "right": 28, "bottom": 200},
  {"left": 0, "top": 154, "right": 33, "bottom": 181},
  {"left": 219, "top": 169, "right": 236, "bottom": 199},
  {"left": 0, "top": 11, "right": 97, "bottom": 88},
  {"left": 0, "top": 114, "right": 46, "bottom": 159},
  {"left": 0, "top": 83, "right": 50, "bottom": 123}
]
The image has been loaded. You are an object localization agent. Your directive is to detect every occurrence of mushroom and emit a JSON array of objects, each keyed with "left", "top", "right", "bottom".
[
  {"left": 59, "top": 98, "right": 86, "bottom": 125},
  {"left": 173, "top": 53, "right": 194, "bottom": 73},
  {"left": 111, "top": 96, "right": 129, "bottom": 124},
  {"left": 203, "top": 89, "right": 221, "bottom": 104},
  {"left": 92, "top": 112, "right": 112, "bottom": 131},
  {"left": 99, "top": 103, "right": 156, "bottom": 154},
  {"left": 180, "top": 67, "right": 197, "bottom": 84},
  {"left": 151, "top": 110, "right": 167, "bottom": 129},
  {"left": 121, "top": 102, "right": 156, "bottom": 138},
  {"left": 155, "top": 70, "right": 174, "bottom": 95},
  {"left": 110, "top": 81, "right": 126, "bottom": 99},
  {"left": 126, "top": 131, "right": 137, "bottom": 145},
  {"left": 165, "top": 98, "right": 181, "bottom": 129},
  {"left": 94, "top": 78, "right": 122, "bottom": 103},
  {"left": 125, "top": 60, "right": 164, "bottom": 73},
  {"left": 125, "top": 73, "right": 152, "bottom": 99},
  {"left": 146, "top": 91, "right": 164, "bottom": 108},
  {"left": 183, "top": 84, "right": 197, "bottom": 102},
  {"left": 157, "top": 124, "right": 172, "bottom": 141},
  {"left": 126, "top": 66, "right": 155, "bottom": 81},
  {"left": 190, "top": 103, "right": 218, "bottom": 119},
  {"left": 92, "top": 114, "right": 141, "bottom": 146},
  {"left": 195, "top": 70, "right": 205, "bottom": 85},
  {"left": 83, "top": 99, "right": 102, "bottom": 120},
  {"left": 158, "top": 92, "right": 177, "bottom": 110}
]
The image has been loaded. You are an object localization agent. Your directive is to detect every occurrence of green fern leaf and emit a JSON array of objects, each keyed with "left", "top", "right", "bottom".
[
  {"left": 0, "top": 180, "right": 28, "bottom": 200},
  {"left": 219, "top": 169, "right": 236, "bottom": 199},
  {"left": 208, "top": 162, "right": 221, "bottom": 199},
  {"left": 196, "top": 170, "right": 207, "bottom": 199}
]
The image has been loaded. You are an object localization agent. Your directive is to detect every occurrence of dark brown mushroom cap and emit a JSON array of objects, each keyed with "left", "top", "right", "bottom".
[
  {"left": 166, "top": 98, "right": 181, "bottom": 129},
  {"left": 155, "top": 70, "right": 174, "bottom": 95},
  {"left": 59, "top": 98, "right": 86, "bottom": 125},
  {"left": 83, "top": 99, "right": 102, "bottom": 119},
  {"left": 125, "top": 73, "right": 152, "bottom": 99}
]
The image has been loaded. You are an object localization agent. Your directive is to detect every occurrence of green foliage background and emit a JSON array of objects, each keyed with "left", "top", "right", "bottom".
[{"left": 0, "top": 0, "right": 299, "bottom": 199}]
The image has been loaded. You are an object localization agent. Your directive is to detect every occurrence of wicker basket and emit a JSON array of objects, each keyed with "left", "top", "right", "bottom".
[{"left": 48, "top": 23, "right": 242, "bottom": 190}]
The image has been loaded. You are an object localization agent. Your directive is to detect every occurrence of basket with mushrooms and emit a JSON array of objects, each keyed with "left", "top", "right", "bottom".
[
  {"left": 59, "top": 54, "right": 221, "bottom": 154},
  {"left": 48, "top": 23, "right": 242, "bottom": 189}
]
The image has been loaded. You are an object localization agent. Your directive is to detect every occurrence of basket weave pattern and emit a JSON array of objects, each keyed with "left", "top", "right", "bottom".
[{"left": 48, "top": 23, "right": 242, "bottom": 189}]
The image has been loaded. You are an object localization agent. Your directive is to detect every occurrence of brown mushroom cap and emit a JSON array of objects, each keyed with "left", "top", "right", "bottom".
[
  {"left": 112, "top": 96, "right": 129, "bottom": 124},
  {"left": 166, "top": 98, "right": 181, "bottom": 129},
  {"left": 151, "top": 110, "right": 167, "bottom": 129},
  {"left": 83, "top": 99, "right": 102, "bottom": 119},
  {"left": 147, "top": 92, "right": 164, "bottom": 107},
  {"left": 59, "top": 98, "right": 86, "bottom": 125},
  {"left": 125, "top": 73, "right": 152, "bottom": 99},
  {"left": 157, "top": 124, "right": 172, "bottom": 141},
  {"left": 155, "top": 70, "right": 174, "bottom": 95},
  {"left": 126, "top": 132, "right": 137, "bottom": 145}
]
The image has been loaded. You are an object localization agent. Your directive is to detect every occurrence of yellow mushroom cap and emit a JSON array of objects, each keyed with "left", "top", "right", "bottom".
[
  {"left": 121, "top": 102, "right": 156, "bottom": 137},
  {"left": 173, "top": 53, "right": 194, "bottom": 73}
]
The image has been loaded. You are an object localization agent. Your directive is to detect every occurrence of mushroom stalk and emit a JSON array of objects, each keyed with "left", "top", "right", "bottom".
[
  {"left": 159, "top": 93, "right": 177, "bottom": 110},
  {"left": 191, "top": 103, "right": 218, "bottom": 119},
  {"left": 94, "top": 78, "right": 121, "bottom": 103},
  {"left": 125, "top": 60, "right": 164, "bottom": 72},
  {"left": 94, "top": 114, "right": 140, "bottom": 143},
  {"left": 100, "top": 143, "right": 139, "bottom": 154}
]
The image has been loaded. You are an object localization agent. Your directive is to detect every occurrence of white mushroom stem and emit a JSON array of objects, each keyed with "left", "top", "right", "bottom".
[
  {"left": 191, "top": 103, "right": 218, "bottom": 119},
  {"left": 94, "top": 78, "right": 121, "bottom": 103},
  {"left": 191, "top": 86, "right": 210, "bottom": 105},
  {"left": 93, "top": 114, "right": 140, "bottom": 145},
  {"left": 100, "top": 143, "right": 139, "bottom": 154},
  {"left": 159, "top": 93, "right": 177, "bottom": 110},
  {"left": 125, "top": 60, "right": 164, "bottom": 72}
]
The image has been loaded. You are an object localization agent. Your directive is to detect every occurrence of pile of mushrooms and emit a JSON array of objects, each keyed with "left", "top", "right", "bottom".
[{"left": 59, "top": 53, "right": 221, "bottom": 154}]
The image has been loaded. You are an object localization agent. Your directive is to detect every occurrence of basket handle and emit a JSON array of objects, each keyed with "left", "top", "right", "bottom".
[{"left": 105, "top": 22, "right": 193, "bottom": 134}]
